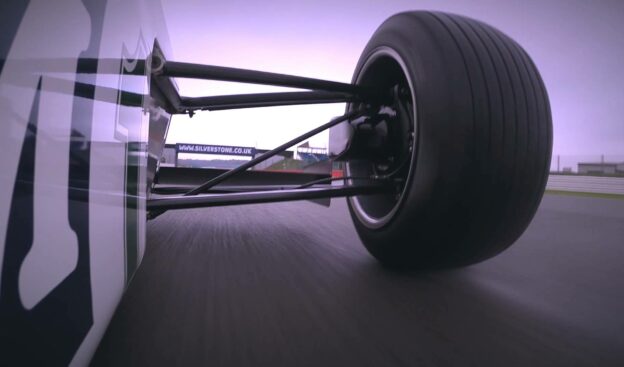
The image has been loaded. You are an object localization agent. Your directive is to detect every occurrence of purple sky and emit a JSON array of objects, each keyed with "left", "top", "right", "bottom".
[{"left": 162, "top": 0, "right": 623, "bottom": 158}]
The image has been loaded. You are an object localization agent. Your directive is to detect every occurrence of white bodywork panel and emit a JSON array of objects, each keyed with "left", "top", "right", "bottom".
[{"left": 0, "top": 0, "right": 173, "bottom": 365}]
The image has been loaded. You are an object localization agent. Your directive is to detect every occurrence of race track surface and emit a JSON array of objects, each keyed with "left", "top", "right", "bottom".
[{"left": 92, "top": 194, "right": 624, "bottom": 366}]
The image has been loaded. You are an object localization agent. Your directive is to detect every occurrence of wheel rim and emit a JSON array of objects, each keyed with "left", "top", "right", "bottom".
[{"left": 346, "top": 47, "right": 418, "bottom": 229}]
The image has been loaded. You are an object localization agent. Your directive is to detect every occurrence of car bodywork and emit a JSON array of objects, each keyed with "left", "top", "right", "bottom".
[{"left": 0, "top": 0, "right": 172, "bottom": 364}]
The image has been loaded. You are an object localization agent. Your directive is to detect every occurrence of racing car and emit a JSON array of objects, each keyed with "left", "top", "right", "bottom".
[{"left": 0, "top": 0, "right": 551, "bottom": 365}]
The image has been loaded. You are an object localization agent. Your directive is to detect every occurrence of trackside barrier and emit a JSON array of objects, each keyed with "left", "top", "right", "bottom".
[{"left": 546, "top": 175, "right": 624, "bottom": 195}]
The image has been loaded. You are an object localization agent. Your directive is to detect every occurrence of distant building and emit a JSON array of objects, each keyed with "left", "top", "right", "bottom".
[
  {"left": 577, "top": 161, "right": 624, "bottom": 175},
  {"left": 296, "top": 141, "right": 328, "bottom": 164}
]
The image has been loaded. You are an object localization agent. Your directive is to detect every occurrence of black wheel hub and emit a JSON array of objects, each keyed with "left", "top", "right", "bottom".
[{"left": 346, "top": 48, "right": 416, "bottom": 228}]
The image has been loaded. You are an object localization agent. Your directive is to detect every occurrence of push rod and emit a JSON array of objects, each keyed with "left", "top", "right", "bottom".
[
  {"left": 184, "top": 109, "right": 364, "bottom": 196},
  {"left": 180, "top": 91, "right": 357, "bottom": 111},
  {"left": 148, "top": 184, "right": 388, "bottom": 210}
]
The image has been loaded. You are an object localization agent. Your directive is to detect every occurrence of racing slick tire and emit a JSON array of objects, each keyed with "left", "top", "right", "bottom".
[{"left": 346, "top": 11, "right": 552, "bottom": 269}]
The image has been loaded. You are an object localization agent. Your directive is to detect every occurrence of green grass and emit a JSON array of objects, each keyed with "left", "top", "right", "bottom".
[{"left": 545, "top": 190, "right": 624, "bottom": 200}]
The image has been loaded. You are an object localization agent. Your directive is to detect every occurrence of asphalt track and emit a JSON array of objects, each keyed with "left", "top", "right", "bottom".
[{"left": 92, "top": 194, "right": 624, "bottom": 366}]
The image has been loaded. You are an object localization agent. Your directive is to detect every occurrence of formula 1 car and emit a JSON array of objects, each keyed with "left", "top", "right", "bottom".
[{"left": 0, "top": 1, "right": 551, "bottom": 365}]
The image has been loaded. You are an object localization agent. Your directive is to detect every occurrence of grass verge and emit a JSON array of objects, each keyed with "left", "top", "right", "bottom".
[{"left": 545, "top": 190, "right": 624, "bottom": 200}]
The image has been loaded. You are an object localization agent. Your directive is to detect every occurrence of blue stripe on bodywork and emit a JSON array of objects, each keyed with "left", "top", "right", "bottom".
[{"left": 0, "top": 0, "right": 29, "bottom": 75}]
